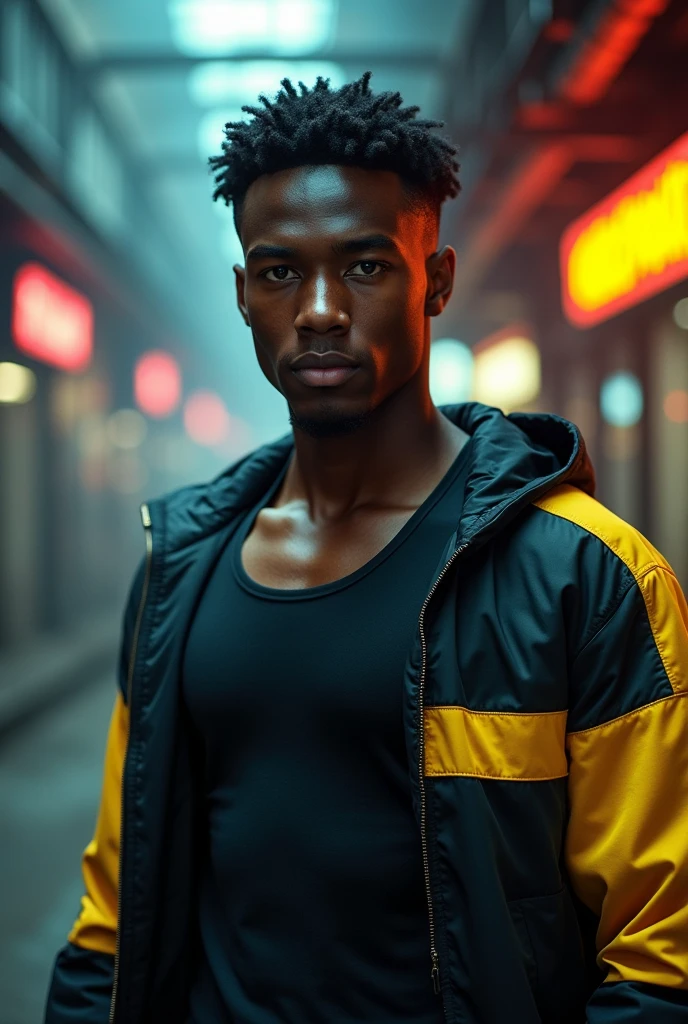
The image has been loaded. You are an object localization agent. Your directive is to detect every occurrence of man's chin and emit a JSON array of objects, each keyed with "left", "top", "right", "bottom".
[{"left": 287, "top": 403, "right": 372, "bottom": 440}]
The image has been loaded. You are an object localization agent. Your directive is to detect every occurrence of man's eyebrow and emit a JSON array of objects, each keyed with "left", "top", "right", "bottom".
[
  {"left": 245, "top": 244, "right": 297, "bottom": 261},
  {"left": 332, "top": 234, "right": 400, "bottom": 255},
  {"left": 245, "top": 235, "right": 400, "bottom": 262}
]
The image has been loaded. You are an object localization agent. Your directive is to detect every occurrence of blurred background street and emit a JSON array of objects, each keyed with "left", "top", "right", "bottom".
[
  {"left": 0, "top": 680, "right": 112, "bottom": 1022},
  {"left": 1, "top": 0, "right": 687, "bottom": 1019}
]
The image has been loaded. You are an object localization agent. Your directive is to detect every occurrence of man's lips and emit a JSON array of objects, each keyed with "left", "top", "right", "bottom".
[{"left": 291, "top": 366, "right": 360, "bottom": 387}]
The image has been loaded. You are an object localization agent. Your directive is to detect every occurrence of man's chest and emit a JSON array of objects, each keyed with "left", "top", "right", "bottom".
[{"left": 240, "top": 504, "right": 421, "bottom": 589}]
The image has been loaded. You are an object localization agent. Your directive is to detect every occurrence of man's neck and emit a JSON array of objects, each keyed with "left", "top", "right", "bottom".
[{"left": 277, "top": 377, "right": 469, "bottom": 525}]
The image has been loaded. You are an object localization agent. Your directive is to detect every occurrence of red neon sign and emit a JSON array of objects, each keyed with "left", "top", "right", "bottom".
[
  {"left": 560, "top": 131, "right": 688, "bottom": 328},
  {"left": 12, "top": 263, "right": 93, "bottom": 371}
]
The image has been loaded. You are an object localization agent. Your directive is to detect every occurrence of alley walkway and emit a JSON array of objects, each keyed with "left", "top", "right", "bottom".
[{"left": 0, "top": 679, "right": 114, "bottom": 1024}]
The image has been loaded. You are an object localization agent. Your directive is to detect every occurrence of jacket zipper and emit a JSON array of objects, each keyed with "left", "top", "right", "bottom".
[
  {"left": 109, "top": 503, "right": 153, "bottom": 1024},
  {"left": 416, "top": 540, "right": 470, "bottom": 1014}
]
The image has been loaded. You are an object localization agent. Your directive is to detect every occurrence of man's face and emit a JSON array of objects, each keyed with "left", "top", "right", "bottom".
[{"left": 234, "top": 164, "right": 454, "bottom": 438}]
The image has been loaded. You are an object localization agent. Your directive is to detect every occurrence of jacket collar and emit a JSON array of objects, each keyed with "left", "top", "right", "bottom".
[
  {"left": 148, "top": 402, "right": 595, "bottom": 553},
  {"left": 453, "top": 402, "right": 594, "bottom": 546}
]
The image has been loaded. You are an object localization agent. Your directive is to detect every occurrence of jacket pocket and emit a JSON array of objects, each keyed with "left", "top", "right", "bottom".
[{"left": 507, "top": 886, "right": 588, "bottom": 1024}]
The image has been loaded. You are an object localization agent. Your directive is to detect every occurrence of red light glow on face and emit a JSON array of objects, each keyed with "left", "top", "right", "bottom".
[
  {"left": 184, "top": 390, "right": 230, "bottom": 446},
  {"left": 134, "top": 351, "right": 182, "bottom": 418},
  {"left": 12, "top": 263, "right": 93, "bottom": 371}
]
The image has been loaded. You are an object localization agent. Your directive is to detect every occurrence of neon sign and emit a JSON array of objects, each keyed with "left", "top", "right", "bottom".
[
  {"left": 561, "top": 132, "right": 688, "bottom": 327},
  {"left": 12, "top": 263, "right": 93, "bottom": 371}
]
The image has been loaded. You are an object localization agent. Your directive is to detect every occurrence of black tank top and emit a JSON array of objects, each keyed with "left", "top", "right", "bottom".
[{"left": 183, "top": 438, "right": 472, "bottom": 1023}]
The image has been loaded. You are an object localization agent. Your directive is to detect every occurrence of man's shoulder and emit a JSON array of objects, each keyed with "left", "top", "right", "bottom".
[{"left": 531, "top": 483, "right": 670, "bottom": 581}]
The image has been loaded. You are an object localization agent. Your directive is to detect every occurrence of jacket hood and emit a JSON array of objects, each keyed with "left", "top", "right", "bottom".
[
  {"left": 452, "top": 402, "right": 594, "bottom": 546},
  {"left": 152, "top": 402, "right": 595, "bottom": 553}
]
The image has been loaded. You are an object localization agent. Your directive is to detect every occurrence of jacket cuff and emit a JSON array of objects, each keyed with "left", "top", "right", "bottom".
[
  {"left": 44, "top": 942, "right": 114, "bottom": 1024},
  {"left": 586, "top": 979, "right": 688, "bottom": 1022}
]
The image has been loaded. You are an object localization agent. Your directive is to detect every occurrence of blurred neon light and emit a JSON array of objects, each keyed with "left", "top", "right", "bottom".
[
  {"left": 12, "top": 263, "right": 93, "bottom": 371},
  {"left": 184, "top": 390, "right": 230, "bottom": 445},
  {"left": 600, "top": 371, "right": 643, "bottom": 428},
  {"left": 429, "top": 339, "right": 473, "bottom": 405},
  {"left": 673, "top": 297, "right": 688, "bottom": 330},
  {"left": 134, "top": 351, "right": 182, "bottom": 418},
  {"left": 561, "top": 132, "right": 688, "bottom": 327},
  {"left": 472, "top": 329, "right": 541, "bottom": 412},
  {"left": 559, "top": 0, "right": 669, "bottom": 106},
  {"left": 0, "top": 362, "right": 37, "bottom": 404},
  {"left": 107, "top": 409, "right": 148, "bottom": 449},
  {"left": 664, "top": 389, "right": 688, "bottom": 424}
]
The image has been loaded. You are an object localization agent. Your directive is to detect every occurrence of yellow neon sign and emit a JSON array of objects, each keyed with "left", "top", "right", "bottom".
[{"left": 561, "top": 133, "right": 688, "bottom": 327}]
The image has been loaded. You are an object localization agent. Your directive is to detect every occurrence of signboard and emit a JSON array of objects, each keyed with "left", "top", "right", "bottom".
[
  {"left": 560, "top": 131, "right": 688, "bottom": 327},
  {"left": 12, "top": 263, "right": 93, "bottom": 371}
]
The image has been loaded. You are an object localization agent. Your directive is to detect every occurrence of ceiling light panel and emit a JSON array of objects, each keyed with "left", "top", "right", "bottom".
[
  {"left": 188, "top": 60, "right": 345, "bottom": 105},
  {"left": 169, "top": 0, "right": 337, "bottom": 56}
]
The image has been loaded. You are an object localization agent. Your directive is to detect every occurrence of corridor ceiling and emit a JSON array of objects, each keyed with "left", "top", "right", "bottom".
[{"left": 40, "top": 0, "right": 475, "bottom": 283}]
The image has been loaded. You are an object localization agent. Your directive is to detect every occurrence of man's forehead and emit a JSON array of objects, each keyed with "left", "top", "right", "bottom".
[{"left": 241, "top": 164, "right": 409, "bottom": 237}]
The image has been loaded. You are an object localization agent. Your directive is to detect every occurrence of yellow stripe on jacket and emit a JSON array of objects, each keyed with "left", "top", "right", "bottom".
[
  {"left": 67, "top": 691, "right": 128, "bottom": 956},
  {"left": 424, "top": 706, "right": 568, "bottom": 780}
]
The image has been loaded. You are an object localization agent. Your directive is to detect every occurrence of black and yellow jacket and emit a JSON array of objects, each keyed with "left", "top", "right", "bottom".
[{"left": 44, "top": 402, "right": 688, "bottom": 1023}]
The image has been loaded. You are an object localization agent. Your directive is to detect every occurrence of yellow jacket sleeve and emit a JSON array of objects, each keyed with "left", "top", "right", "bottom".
[
  {"left": 565, "top": 563, "right": 688, "bottom": 1015},
  {"left": 67, "top": 691, "right": 129, "bottom": 956}
]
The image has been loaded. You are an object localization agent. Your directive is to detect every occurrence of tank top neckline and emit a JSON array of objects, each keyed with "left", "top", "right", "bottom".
[{"left": 231, "top": 437, "right": 472, "bottom": 602}]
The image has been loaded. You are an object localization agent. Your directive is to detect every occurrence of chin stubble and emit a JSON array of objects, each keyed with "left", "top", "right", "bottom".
[{"left": 287, "top": 403, "right": 374, "bottom": 439}]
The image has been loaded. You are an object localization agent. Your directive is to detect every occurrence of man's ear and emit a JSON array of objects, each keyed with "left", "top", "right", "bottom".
[
  {"left": 425, "top": 245, "right": 456, "bottom": 317},
  {"left": 234, "top": 264, "right": 249, "bottom": 326}
]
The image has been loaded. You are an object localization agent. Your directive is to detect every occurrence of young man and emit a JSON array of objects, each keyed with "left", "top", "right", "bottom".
[{"left": 45, "top": 73, "right": 688, "bottom": 1024}]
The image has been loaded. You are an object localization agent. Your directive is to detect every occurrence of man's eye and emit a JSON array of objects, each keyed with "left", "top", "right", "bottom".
[
  {"left": 347, "top": 261, "right": 385, "bottom": 277},
  {"left": 263, "top": 266, "right": 298, "bottom": 281}
]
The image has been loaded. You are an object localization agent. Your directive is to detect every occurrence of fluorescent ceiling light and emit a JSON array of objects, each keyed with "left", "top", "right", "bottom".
[
  {"left": 170, "top": 1, "right": 268, "bottom": 53},
  {"left": 198, "top": 107, "right": 245, "bottom": 161},
  {"left": 169, "top": 0, "right": 337, "bottom": 56},
  {"left": 188, "top": 60, "right": 344, "bottom": 105}
]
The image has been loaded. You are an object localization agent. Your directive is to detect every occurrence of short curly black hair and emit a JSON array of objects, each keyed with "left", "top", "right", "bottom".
[{"left": 209, "top": 70, "right": 460, "bottom": 234}]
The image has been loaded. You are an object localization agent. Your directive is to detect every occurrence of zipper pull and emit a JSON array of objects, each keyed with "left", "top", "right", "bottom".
[{"left": 431, "top": 950, "right": 441, "bottom": 994}]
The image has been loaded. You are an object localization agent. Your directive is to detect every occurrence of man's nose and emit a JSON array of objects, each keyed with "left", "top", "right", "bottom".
[{"left": 293, "top": 274, "right": 350, "bottom": 334}]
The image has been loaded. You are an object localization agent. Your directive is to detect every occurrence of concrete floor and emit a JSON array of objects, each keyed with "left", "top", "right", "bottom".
[{"left": 0, "top": 678, "right": 114, "bottom": 1024}]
